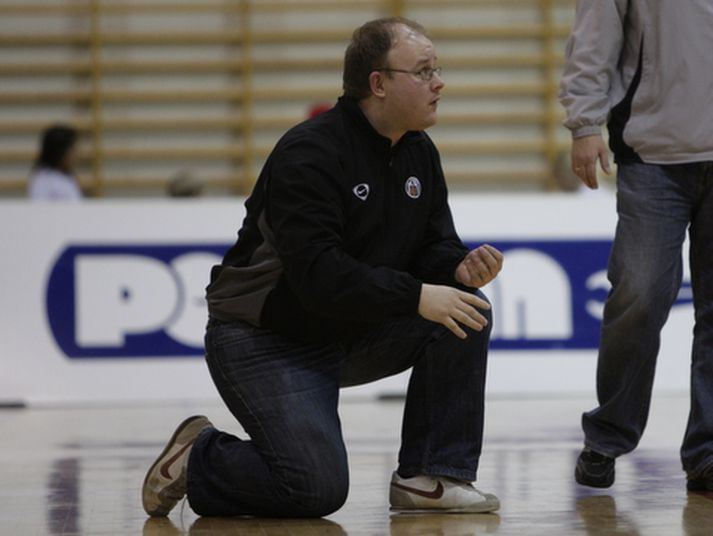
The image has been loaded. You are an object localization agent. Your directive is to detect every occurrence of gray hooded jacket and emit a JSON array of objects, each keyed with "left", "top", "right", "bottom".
[{"left": 559, "top": 0, "right": 713, "bottom": 164}]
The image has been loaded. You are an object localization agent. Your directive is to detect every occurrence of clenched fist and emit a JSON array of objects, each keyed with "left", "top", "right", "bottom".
[{"left": 454, "top": 244, "right": 503, "bottom": 288}]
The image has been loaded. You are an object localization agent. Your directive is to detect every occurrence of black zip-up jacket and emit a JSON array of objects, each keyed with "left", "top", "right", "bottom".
[{"left": 206, "top": 96, "right": 468, "bottom": 342}]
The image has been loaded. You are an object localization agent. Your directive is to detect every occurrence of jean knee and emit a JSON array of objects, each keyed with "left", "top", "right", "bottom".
[
  {"left": 474, "top": 286, "right": 492, "bottom": 317},
  {"left": 607, "top": 277, "right": 675, "bottom": 330},
  {"left": 460, "top": 288, "right": 492, "bottom": 340},
  {"left": 285, "top": 467, "right": 349, "bottom": 517}
]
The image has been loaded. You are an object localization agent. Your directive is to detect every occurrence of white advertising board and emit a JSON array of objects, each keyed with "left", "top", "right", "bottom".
[{"left": 0, "top": 194, "right": 693, "bottom": 405}]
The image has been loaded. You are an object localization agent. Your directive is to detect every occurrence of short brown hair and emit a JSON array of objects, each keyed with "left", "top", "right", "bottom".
[{"left": 342, "top": 17, "right": 427, "bottom": 100}]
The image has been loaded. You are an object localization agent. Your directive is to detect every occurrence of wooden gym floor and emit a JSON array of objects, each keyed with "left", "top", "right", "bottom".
[{"left": 1, "top": 393, "right": 711, "bottom": 535}]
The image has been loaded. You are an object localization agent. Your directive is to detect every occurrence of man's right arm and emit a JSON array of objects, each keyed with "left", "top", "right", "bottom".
[
  {"left": 571, "top": 135, "right": 611, "bottom": 189},
  {"left": 418, "top": 284, "right": 490, "bottom": 340},
  {"left": 559, "top": 0, "right": 627, "bottom": 188}
]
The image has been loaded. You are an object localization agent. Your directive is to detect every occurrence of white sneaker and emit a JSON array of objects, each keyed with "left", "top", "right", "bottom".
[
  {"left": 389, "top": 472, "right": 500, "bottom": 513},
  {"left": 142, "top": 415, "right": 212, "bottom": 516}
]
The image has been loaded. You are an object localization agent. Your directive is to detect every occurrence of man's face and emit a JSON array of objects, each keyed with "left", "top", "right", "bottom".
[{"left": 381, "top": 25, "right": 444, "bottom": 132}]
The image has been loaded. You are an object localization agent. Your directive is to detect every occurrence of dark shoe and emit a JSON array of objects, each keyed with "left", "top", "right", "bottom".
[
  {"left": 142, "top": 415, "right": 213, "bottom": 516},
  {"left": 575, "top": 448, "right": 615, "bottom": 488},
  {"left": 687, "top": 464, "right": 713, "bottom": 491},
  {"left": 686, "top": 463, "right": 713, "bottom": 491},
  {"left": 687, "top": 478, "right": 713, "bottom": 491}
]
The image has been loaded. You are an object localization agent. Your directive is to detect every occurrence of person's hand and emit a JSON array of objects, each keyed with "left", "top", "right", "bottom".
[
  {"left": 571, "top": 134, "right": 612, "bottom": 189},
  {"left": 455, "top": 244, "right": 503, "bottom": 288},
  {"left": 418, "top": 283, "right": 490, "bottom": 339}
]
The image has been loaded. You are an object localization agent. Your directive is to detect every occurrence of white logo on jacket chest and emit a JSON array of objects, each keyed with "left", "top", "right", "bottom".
[
  {"left": 353, "top": 183, "right": 370, "bottom": 201},
  {"left": 405, "top": 176, "right": 422, "bottom": 199}
]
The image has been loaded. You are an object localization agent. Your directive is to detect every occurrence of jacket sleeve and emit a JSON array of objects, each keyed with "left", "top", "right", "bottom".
[
  {"left": 408, "top": 139, "right": 468, "bottom": 286},
  {"left": 264, "top": 137, "right": 422, "bottom": 322},
  {"left": 559, "top": 0, "right": 629, "bottom": 138}
]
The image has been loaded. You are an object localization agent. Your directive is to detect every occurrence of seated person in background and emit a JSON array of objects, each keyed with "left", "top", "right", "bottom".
[
  {"left": 28, "top": 124, "right": 82, "bottom": 201},
  {"left": 143, "top": 17, "right": 503, "bottom": 518},
  {"left": 167, "top": 170, "right": 205, "bottom": 198}
]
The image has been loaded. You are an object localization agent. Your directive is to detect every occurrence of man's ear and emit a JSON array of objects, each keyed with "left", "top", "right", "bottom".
[{"left": 368, "top": 71, "right": 387, "bottom": 98}]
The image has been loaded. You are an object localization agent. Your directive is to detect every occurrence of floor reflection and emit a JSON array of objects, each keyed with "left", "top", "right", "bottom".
[
  {"left": 38, "top": 440, "right": 713, "bottom": 535},
  {"left": 682, "top": 492, "right": 713, "bottom": 536},
  {"left": 390, "top": 512, "right": 501, "bottom": 535},
  {"left": 47, "top": 458, "right": 80, "bottom": 535},
  {"left": 143, "top": 515, "right": 348, "bottom": 535},
  {"left": 576, "top": 495, "right": 640, "bottom": 536},
  {"left": 4, "top": 398, "right": 712, "bottom": 535}
]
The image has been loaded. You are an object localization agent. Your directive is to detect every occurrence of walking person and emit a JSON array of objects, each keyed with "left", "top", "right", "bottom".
[{"left": 560, "top": 0, "right": 713, "bottom": 490}]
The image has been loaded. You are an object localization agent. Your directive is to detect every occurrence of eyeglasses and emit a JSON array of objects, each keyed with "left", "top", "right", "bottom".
[{"left": 378, "top": 66, "right": 443, "bottom": 82}]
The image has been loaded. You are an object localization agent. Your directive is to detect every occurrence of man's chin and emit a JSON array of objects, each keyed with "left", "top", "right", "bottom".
[{"left": 422, "top": 114, "right": 438, "bottom": 130}]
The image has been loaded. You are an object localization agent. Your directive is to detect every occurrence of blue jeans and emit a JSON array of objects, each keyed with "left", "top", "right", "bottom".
[
  {"left": 187, "top": 293, "right": 492, "bottom": 517},
  {"left": 583, "top": 162, "right": 713, "bottom": 476}
]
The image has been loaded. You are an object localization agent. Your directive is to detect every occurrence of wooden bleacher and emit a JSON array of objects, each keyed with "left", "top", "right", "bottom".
[{"left": 0, "top": 0, "right": 574, "bottom": 196}]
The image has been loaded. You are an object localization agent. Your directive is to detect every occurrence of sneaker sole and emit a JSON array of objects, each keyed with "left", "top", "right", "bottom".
[
  {"left": 390, "top": 504, "right": 500, "bottom": 514},
  {"left": 575, "top": 465, "right": 614, "bottom": 488},
  {"left": 142, "top": 415, "right": 210, "bottom": 516},
  {"left": 390, "top": 494, "right": 500, "bottom": 514}
]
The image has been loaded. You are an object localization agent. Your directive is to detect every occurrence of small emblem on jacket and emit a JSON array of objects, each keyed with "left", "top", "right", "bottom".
[
  {"left": 405, "top": 176, "right": 421, "bottom": 199},
  {"left": 353, "top": 183, "right": 370, "bottom": 201}
]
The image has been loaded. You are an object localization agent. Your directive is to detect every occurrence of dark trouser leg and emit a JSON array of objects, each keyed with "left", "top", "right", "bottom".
[
  {"left": 340, "top": 290, "right": 492, "bottom": 482},
  {"left": 682, "top": 162, "right": 713, "bottom": 475},
  {"left": 187, "top": 319, "right": 348, "bottom": 517},
  {"left": 583, "top": 163, "right": 691, "bottom": 457}
]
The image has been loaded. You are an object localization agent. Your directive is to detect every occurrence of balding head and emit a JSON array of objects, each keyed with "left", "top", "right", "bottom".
[{"left": 342, "top": 17, "right": 427, "bottom": 100}]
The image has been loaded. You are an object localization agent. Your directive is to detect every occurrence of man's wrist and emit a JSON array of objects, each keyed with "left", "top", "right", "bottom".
[{"left": 572, "top": 125, "right": 603, "bottom": 139}]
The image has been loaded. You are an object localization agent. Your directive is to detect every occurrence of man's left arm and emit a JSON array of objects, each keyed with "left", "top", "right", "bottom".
[{"left": 454, "top": 243, "right": 503, "bottom": 288}]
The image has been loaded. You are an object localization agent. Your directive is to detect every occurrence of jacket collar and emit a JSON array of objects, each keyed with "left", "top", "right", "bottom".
[{"left": 337, "top": 96, "right": 421, "bottom": 156}]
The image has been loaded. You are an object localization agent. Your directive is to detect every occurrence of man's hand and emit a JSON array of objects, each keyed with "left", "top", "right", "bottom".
[
  {"left": 571, "top": 134, "right": 612, "bottom": 189},
  {"left": 455, "top": 244, "right": 503, "bottom": 288},
  {"left": 418, "top": 283, "right": 490, "bottom": 339}
]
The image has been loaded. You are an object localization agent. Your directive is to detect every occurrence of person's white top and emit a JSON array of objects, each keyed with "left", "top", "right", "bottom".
[{"left": 28, "top": 168, "right": 82, "bottom": 201}]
